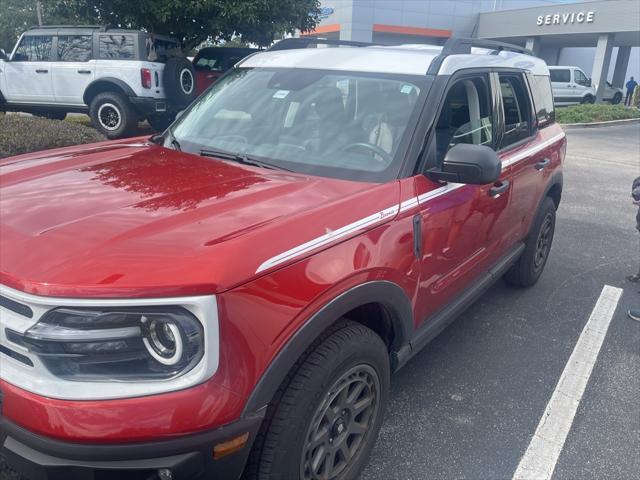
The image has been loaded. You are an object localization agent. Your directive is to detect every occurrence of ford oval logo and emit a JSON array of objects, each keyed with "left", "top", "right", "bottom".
[{"left": 319, "top": 7, "right": 334, "bottom": 19}]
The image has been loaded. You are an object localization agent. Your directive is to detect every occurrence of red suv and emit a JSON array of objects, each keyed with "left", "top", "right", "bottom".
[{"left": 0, "top": 38, "right": 565, "bottom": 480}]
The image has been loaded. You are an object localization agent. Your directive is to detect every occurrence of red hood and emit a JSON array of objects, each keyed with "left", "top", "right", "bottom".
[{"left": 0, "top": 142, "right": 399, "bottom": 297}]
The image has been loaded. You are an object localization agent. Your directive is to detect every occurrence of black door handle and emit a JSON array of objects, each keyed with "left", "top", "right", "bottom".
[
  {"left": 489, "top": 180, "right": 510, "bottom": 197},
  {"left": 535, "top": 158, "right": 551, "bottom": 170},
  {"left": 77, "top": 69, "right": 91, "bottom": 74},
  {"left": 35, "top": 69, "right": 48, "bottom": 73}
]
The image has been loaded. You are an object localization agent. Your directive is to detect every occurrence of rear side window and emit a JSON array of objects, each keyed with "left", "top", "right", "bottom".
[
  {"left": 527, "top": 74, "right": 555, "bottom": 128},
  {"left": 549, "top": 69, "right": 570, "bottom": 83},
  {"left": 58, "top": 35, "right": 92, "bottom": 62},
  {"left": 98, "top": 35, "right": 135, "bottom": 59},
  {"left": 13, "top": 35, "right": 52, "bottom": 61},
  {"left": 498, "top": 73, "right": 532, "bottom": 149}
]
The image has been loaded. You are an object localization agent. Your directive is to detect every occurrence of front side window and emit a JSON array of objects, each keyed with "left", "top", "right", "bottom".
[
  {"left": 170, "top": 68, "right": 427, "bottom": 182},
  {"left": 13, "top": 35, "right": 52, "bottom": 61},
  {"left": 499, "top": 74, "right": 532, "bottom": 149},
  {"left": 433, "top": 75, "right": 494, "bottom": 163},
  {"left": 98, "top": 35, "right": 135, "bottom": 60},
  {"left": 549, "top": 69, "right": 570, "bottom": 83},
  {"left": 58, "top": 35, "right": 92, "bottom": 62},
  {"left": 574, "top": 69, "right": 590, "bottom": 87}
]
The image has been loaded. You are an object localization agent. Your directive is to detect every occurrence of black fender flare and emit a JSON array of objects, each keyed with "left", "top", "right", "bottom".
[
  {"left": 543, "top": 170, "right": 563, "bottom": 208},
  {"left": 83, "top": 78, "right": 137, "bottom": 105},
  {"left": 241, "top": 280, "right": 414, "bottom": 416}
]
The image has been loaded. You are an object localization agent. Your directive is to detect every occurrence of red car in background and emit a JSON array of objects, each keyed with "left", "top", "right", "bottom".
[{"left": 193, "top": 47, "right": 259, "bottom": 95}]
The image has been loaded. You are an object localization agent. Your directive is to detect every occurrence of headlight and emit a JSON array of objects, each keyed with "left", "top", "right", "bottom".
[{"left": 7, "top": 306, "right": 204, "bottom": 382}]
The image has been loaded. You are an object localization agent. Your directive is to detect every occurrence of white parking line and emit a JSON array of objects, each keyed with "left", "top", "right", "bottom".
[{"left": 512, "top": 284, "right": 623, "bottom": 480}]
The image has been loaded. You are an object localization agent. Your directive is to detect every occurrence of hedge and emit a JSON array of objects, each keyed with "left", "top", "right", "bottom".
[
  {"left": 556, "top": 104, "right": 640, "bottom": 124},
  {"left": 0, "top": 114, "right": 105, "bottom": 159}
]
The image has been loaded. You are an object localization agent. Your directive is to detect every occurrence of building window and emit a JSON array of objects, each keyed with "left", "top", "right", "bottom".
[
  {"left": 13, "top": 35, "right": 52, "bottom": 61},
  {"left": 58, "top": 35, "right": 92, "bottom": 62}
]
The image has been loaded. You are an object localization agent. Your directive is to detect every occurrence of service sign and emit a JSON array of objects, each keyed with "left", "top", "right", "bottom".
[{"left": 537, "top": 10, "right": 595, "bottom": 26}]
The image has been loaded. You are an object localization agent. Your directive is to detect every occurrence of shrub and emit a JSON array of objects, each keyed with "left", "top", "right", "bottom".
[
  {"left": 555, "top": 104, "right": 640, "bottom": 124},
  {"left": 0, "top": 114, "right": 105, "bottom": 159}
]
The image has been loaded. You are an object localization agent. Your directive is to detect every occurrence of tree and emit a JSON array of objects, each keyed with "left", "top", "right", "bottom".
[{"left": 2, "top": 0, "right": 321, "bottom": 51}]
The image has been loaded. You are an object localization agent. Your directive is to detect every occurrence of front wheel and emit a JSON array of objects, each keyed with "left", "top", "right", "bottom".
[
  {"left": 612, "top": 92, "right": 622, "bottom": 105},
  {"left": 246, "top": 321, "right": 390, "bottom": 480},
  {"left": 504, "top": 196, "right": 556, "bottom": 288},
  {"left": 581, "top": 95, "right": 595, "bottom": 104}
]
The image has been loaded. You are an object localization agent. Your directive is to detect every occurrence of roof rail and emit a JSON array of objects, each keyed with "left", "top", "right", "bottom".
[
  {"left": 27, "top": 24, "right": 106, "bottom": 31},
  {"left": 427, "top": 36, "right": 534, "bottom": 75},
  {"left": 268, "top": 37, "right": 384, "bottom": 51}
]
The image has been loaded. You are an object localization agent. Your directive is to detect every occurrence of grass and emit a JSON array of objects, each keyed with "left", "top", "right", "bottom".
[
  {"left": 0, "top": 114, "right": 105, "bottom": 159},
  {"left": 556, "top": 104, "right": 640, "bottom": 124}
]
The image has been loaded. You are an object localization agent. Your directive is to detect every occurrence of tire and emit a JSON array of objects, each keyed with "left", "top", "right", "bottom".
[
  {"left": 147, "top": 113, "right": 175, "bottom": 132},
  {"left": 34, "top": 111, "right": 66, "bottom": 120},
  {"left": 612, "top": 92, "right": 622, "bottom": 105},
  {"left": 581, "top": 95, "right": 595, "bottom": 104},
  {"left": 246, "top": 321, "right": 390, "bottom": 480},
  {"left": 163, "top": 57, "right": 197, "bottom": 107},
  {"left": 504, "top": 196, "right": 556, "bottom": 288},
  {"left": 89, "top": 91, "right": 137, "bottom": 139}
]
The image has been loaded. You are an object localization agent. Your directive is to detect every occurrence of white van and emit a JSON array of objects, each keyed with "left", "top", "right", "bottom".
[{"left": 549, "top": 66, "right": 623, "bottom": 105}]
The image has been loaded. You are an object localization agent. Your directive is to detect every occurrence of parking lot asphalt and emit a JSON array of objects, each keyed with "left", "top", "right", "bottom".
[
  {"left": 361, "top": 123, "right": 640, "bottom": 480},
  {"left": 1, "top": 124, "right": 638, "bottom": 480}
]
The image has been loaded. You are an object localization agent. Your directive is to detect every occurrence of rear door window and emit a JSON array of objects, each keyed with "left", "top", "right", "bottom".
[
  {"left": 549, "top": 69, "right": 570, "bottom": 83},
  {"left": 527, "top": 74, "right": 555, "bottom": 128},
  {"left": 13, "top": 35, "right": 52, "bottom": 61},
  {"left": 58, "top": 35, "right": 92, "bottom": 62},
  {"left": 98, "top": 35, "right": 135, "bottom": 59},
  {"left": 498, "top": 73, "right": 533, "bottom": 149}
]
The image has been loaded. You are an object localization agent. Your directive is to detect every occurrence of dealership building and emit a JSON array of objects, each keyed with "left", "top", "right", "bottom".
[{"left": 304, "top": 0, "right": 640, "bottom": 102}]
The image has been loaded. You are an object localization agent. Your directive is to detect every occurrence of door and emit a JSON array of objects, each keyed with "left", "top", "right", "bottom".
[
  {"left": 413, "top": 72, "right": 514, "bottom": 323},
  {"left": 549, "top": 68, "right": 574, "bottom": 105},
  {"left": 496, "top": 71, "right": 545, "bottom": 244},
  {"left": 52, "top": 35, "right": 95, "bottom": 105},
  {"left": 3, "top": 34, "right": 54, "bottom": 103},
  {"left": 573, "top": 68, "right": 592, "bottom": 100}
]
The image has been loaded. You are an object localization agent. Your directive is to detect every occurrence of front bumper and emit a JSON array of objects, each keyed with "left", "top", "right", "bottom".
[{"left": 0, "top": 411, "right": 264, "bottom": 480}]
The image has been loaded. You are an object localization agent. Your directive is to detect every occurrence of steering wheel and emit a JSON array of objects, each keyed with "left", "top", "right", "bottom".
[{"left": 341, "top": 142, "right": 392, "bottom": 164}]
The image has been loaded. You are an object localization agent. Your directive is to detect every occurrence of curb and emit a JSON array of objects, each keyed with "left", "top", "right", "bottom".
[{"left": 560, "top": 117, "right": 640, "bottom": 129}]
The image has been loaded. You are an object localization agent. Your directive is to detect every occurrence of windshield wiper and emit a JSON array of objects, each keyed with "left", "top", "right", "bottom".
[{"left": 199, "top": 149, "right": 291, "bottom": 172}]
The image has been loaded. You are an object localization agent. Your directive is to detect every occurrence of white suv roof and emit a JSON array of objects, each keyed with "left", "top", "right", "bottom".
[{"left": 241, "top": 41, "right": 550, "bottom": 77}]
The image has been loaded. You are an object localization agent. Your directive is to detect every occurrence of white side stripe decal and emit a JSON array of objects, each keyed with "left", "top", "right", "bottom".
[{"left": 256, "top": 133, "right": 565, "bottom": 273}]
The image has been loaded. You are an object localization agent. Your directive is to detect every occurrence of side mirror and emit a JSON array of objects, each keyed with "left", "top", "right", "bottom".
[
  {"left": 427, "top": 143, "right": 501, "bottom": 185},
  {"left": 0, "top": 49, "right": 7, "bottom": 61},
  {"left": 587, "top": 78, "right": 592, "bottom": 87}
]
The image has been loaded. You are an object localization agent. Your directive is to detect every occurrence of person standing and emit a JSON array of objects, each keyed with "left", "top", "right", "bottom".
[{"left": 625, "top": 76, "right": 638, "bottom": 106}]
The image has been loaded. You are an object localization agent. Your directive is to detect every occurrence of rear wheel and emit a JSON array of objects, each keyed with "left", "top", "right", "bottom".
[
  {"left": 89, "top": 91, "right": 137, "bottom": 139},
  {"left": 246, "top": 321, "right": 389, "bottom": 480},
  {"left": 504, "top": 196, "right": 556, "bottom": 288}
]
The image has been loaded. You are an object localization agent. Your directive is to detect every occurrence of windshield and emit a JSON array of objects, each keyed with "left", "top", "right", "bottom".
[{"left": 169, "top": 68, "right": 429, "bottom": 182}]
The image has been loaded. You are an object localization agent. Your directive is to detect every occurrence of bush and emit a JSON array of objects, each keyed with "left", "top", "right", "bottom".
[
  {"left": 555, "top": 104, "right": 640, "bottom": 124},
  {"left": 0, "top": 114, "right": 105, "bottom": 159}
]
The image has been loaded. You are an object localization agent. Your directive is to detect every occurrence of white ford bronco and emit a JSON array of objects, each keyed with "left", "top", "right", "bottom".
[{"left": 0, "top": 25, "right": 197, "bottom": 138}]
